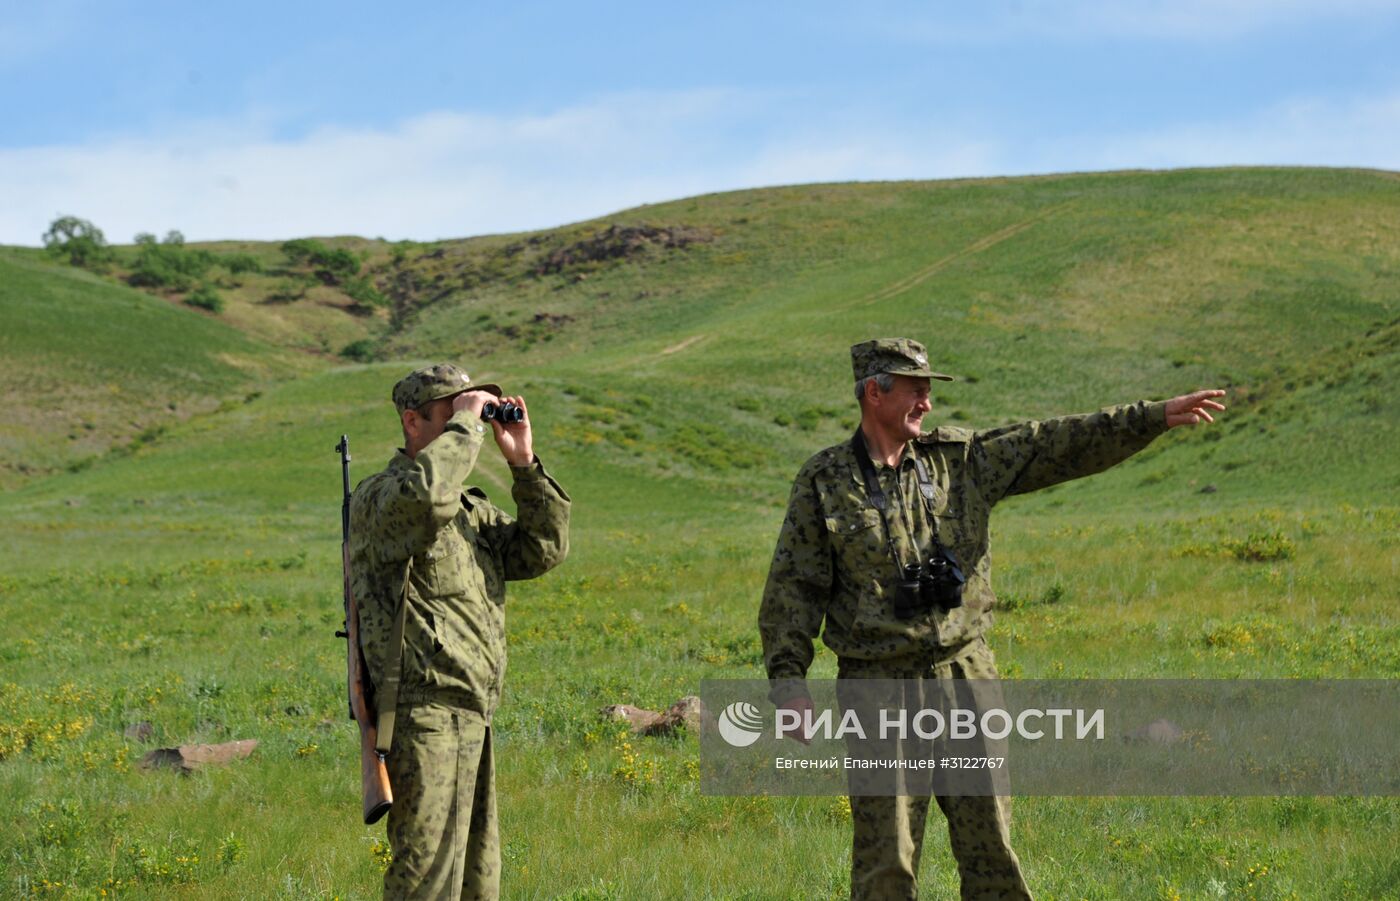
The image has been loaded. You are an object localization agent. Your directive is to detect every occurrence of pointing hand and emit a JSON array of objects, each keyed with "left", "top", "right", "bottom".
[{"left": 1164, "top": 389, "right": 1227, "bottom": 429}]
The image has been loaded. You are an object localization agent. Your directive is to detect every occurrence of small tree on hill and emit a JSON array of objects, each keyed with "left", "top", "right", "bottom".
[{"left": 43, "top": 215, "right": 112, "bottom": 268}]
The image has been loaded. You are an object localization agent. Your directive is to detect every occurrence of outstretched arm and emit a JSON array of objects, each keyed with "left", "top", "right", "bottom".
[{"left": 973, "top": 388, "right": 1227, "bottom": 504}]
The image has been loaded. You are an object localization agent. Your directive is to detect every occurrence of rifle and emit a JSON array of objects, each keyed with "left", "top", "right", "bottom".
[{"left": 335, "top": 435, "right": 393, "bottom": 825}]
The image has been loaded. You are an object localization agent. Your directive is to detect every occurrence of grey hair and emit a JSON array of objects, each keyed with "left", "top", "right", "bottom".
[{"left": 855, "top": 372, "right": 895, "bottom": 401}]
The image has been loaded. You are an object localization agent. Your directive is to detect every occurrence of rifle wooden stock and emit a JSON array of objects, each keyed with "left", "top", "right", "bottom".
[
  {"left": 338, "top": 435, "right": 392, "bottom": 825},
  {"left": 345, "top": 545, "right": 392, "bottom": 824}
]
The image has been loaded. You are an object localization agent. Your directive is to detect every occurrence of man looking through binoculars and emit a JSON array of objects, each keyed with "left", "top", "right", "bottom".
[{"left": 349, "top": 363, "right": 570, "bottom": 900}]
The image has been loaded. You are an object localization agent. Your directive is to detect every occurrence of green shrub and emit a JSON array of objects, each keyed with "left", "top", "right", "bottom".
[
  {"left": 339, "top": 339, "right": 379, "bottom": 362},
  {"left": 184, "top": 285, "right": 225, "bottom": 314},
  {"left": 1223, "top": 531, "right": 1296, "bottom": 562},
  {"left": 129, "top": 252, "right": 189, "bottom": 290},
  {"left": 281, "top": 238, "right": 328, "bottom": 265},
  {"left": 129, "top": 240, "right": 215, "bottom": 289},
  {"left": 222, "top": 253, "right": 263, "bottom": 275},
  {"left": 1175, "top": 530, "right": 1297, "bottom": 562},
  {"left": 280, "top": 238, "right": 360, "bottom": 284},
  {"left": 315, "top": 248, "right": 361, "bottom": 283},
  {"left": 344, "top": 276, "right": 386, "bottom": 307}
]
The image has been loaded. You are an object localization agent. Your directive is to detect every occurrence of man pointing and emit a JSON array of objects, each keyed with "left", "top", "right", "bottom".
[{"left": 759, "top": 338, "right": 1224, "bottom": 900}]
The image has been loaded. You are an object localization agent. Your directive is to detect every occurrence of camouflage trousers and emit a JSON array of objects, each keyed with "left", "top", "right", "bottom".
[
  {"left": 384, "top": 703, "right": 499, "bottom": 900},
  {"left": 839, "top": 639, "right": 1033, "bottom": 901}
]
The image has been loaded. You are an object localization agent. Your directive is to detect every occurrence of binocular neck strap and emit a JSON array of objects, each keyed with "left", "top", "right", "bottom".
[
  {"left": 850, "top": 429, "right": 948, "bottom": 568},
  {"left": 851, "top": 430, "right": 908, "bottom": 574},
  {"left": 850, "top": 429, "right": 888, "bottom": 511},
  {"left": 849, "top": 430, "right": 938, "bottom": 507},
  {"left": 912, "top": 457, "right": 937, "bottom": 507}
]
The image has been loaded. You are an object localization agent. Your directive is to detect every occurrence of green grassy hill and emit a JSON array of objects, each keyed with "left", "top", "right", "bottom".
[
  {"left": 0, "top": 250, "right": 312, "bottom": 488},
  {"left": 1, "top": 168, "right": 1398, "bottom": 899}
]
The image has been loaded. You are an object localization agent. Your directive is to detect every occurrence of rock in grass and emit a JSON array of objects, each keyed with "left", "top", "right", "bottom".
[
  {"left": 601, "top": 704, "right": 665, "bottom": 732},
  {"left": 140, "top": 739, "right": 258, "bottom": 774},
  {"left": 601, "top": 696, "right": 709, "bottom": 737},
  {"left": 657, "top": 696, "right": 707, "bottom": 735}
]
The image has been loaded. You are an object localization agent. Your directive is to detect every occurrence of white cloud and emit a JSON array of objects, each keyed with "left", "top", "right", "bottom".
[
  {"left": 4, "top": 86, "right": 1397, "bottom": 247},
  {"left": 0, "top": 91, "right": 1000, "bottom": 245}
]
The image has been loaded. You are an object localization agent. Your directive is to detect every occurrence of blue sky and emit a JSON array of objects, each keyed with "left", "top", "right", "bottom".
[{"left": 3, "top": 1, "right": 1399, "bottom": 244}]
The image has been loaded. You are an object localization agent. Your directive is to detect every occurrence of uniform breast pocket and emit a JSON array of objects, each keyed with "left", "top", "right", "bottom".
[
  {"left": 423, "top": 542, "right": 471, "bottom": 598},
  {"left": 824, "top": 508, "right": 886, "bottom": 576}
]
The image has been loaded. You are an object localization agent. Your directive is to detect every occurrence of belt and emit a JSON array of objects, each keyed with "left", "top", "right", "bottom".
[{"left": 837, "top": 636, "right": 985, "bottom": 678}]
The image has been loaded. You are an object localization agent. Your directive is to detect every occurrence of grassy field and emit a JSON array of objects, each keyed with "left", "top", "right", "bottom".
[{"left": 1, "top": 168, "right": 1398, "bottom": 899}]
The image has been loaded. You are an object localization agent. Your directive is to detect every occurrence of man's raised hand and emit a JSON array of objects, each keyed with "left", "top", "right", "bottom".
[
  {"left": 490, "top": 394, "right": 534, "bottom": 467},
  {"left": 451, "top": 389, "right": 496, "bottom": 420}
]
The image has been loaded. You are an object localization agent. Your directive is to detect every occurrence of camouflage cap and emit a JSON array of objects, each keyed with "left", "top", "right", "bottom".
[
  {"left": 851, "top": 338, "right": 954, "bottom": 382},
  {"left": 392, "top": 363, "right": 502, "bottom": 413}
]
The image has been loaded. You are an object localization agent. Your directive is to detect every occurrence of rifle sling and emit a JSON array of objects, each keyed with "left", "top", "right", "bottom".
[{"left": 374, "top": 557, "right": 413, "bottom": 757}]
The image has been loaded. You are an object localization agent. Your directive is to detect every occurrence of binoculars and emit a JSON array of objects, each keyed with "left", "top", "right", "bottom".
[
  {"left": 892, "top": 550, "right": 966, "bottom": 620},
  {"left": 481, "top": 401, "right": 524, "bottom": 424}
]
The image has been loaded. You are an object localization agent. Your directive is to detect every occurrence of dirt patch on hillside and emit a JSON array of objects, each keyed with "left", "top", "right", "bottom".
[
  {"left": 496, "top": 312, "right": 575, "bottom": 340},
  {"left": 375, "top": 222, "right": 712, "bottom": 331},
  {"left": 533, "top": 224, "right": 712, "bottom": 276}
]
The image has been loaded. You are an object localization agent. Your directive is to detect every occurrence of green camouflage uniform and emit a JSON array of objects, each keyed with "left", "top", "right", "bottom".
[
  {"left": 759, "top": 339, "right": 1169, "bottom": 901},
  {"left": 351, "top": 364, "right": 570, "bottom": 901}
]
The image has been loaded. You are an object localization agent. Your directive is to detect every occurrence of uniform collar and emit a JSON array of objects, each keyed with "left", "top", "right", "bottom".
[
  {"left": 846, "top": 439, "right": 914, "bottom": 475},
  {"left": 871, "top": 441, "right": 915, "bottom": 472}
]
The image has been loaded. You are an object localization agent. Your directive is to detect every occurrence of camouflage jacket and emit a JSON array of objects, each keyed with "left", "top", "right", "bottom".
[
  {"left": 349, "top": 410, "right": 570, "bottom": 720},
  {"left": 759, "top": 400, "right": 1168, "bottom": 702}
]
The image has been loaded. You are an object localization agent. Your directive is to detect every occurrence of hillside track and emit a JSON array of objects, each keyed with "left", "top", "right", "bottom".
[
  {"left": 660, "top": 334, "right": 707, "bottom": 356},
  {"left": 854, "top": 201, "right": 1074, "bottom": 307},
  {"left": 593, "top": 332, "right": 709, "bottom": 374}
]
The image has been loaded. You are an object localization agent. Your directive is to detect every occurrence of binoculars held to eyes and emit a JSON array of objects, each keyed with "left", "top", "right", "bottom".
[{"left": 481, "top": 401, "right": 524, "bottom": 424}]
